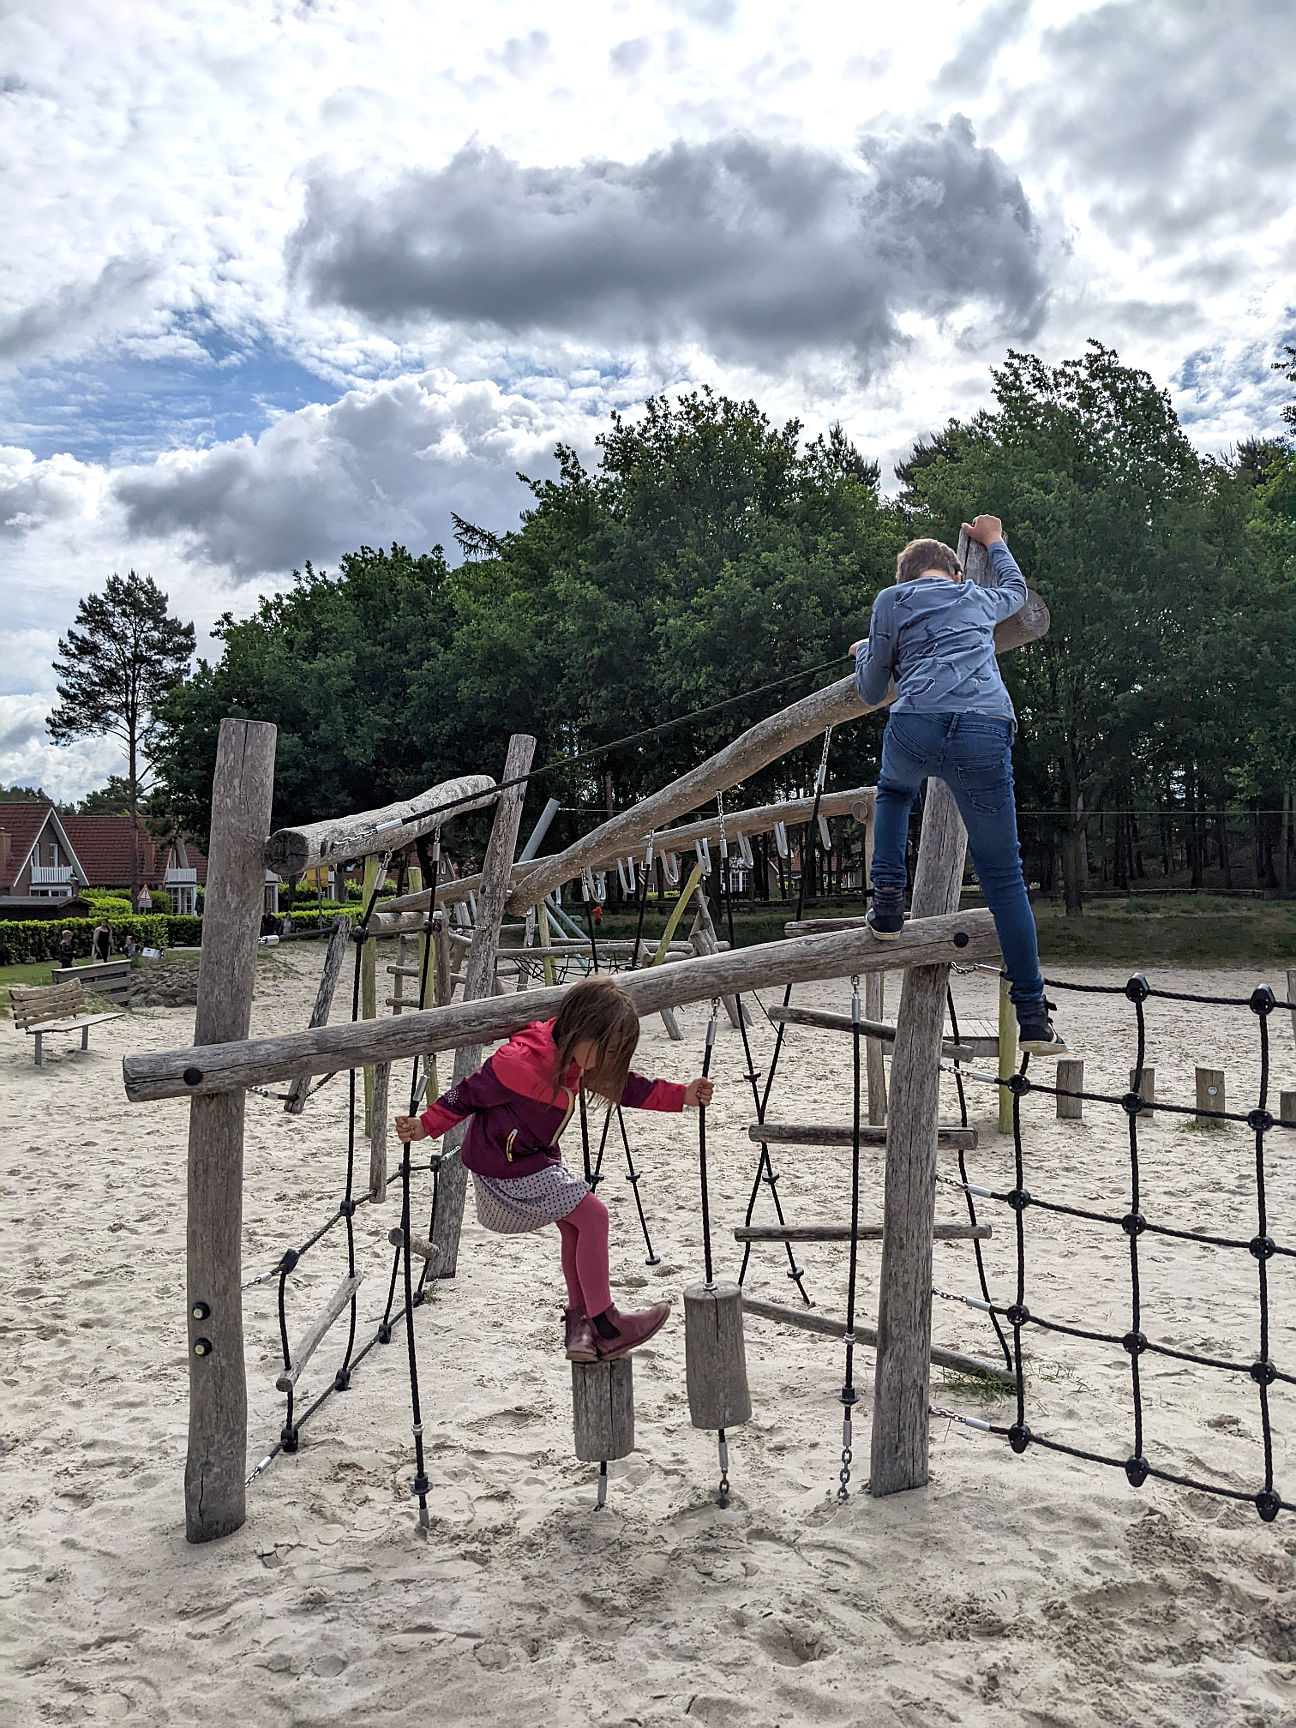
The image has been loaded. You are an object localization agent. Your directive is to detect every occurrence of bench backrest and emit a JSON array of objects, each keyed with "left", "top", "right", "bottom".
[{"left": 9, "top": 981, "right": 89, "bottom": 1030}]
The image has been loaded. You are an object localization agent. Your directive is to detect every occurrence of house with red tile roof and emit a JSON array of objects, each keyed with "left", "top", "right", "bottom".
[
  {"left": 0, "top": 803, "right": 208, "bottom": 917},
  {"left": 60, "top": 815, "right": 208, "bottom": 914},
  {"left": 0, "top": 803, "right": 92, "bottom": 916}
]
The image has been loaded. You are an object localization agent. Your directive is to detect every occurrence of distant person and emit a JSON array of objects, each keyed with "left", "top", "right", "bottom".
[
  {"left": 852, "top": 513, "right": 1065, "bottom": 1056},
  {"left": 122, "top": 934, "right": 138, "bottom": 960},
  {"left": 590, "top": 901, "right": 603, "bottom": 928},
  {"left": 58, "top": 928, "right": 74, "bottom": 968},
  {"left": 93, "top": 921, "right": 111, "bottom": 963}
]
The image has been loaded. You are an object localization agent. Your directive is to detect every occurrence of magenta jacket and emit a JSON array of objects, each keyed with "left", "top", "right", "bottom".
[{"left": 418, "top": 1018, "right": 685, "bottom": 1180}]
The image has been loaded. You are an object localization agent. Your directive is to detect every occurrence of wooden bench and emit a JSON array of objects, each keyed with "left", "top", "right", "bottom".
[
  {"left": 49, "top": 960, "right": 132, "bottom": 1002},
  {"left": 9, "top": 981, "right": 123, "bottom": 1066}
]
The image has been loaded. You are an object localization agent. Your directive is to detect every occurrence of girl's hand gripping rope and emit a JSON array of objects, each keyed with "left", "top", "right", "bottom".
[
  {"left": 394, "top": 1115, "right": 428, "bottom": 1143},
  {"left": 684, "top": 1076, "right": 715, "bottom": 1109}
]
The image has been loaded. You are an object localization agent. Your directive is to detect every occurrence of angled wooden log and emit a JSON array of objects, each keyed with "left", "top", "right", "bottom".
[
  {"left": 284, "top": 915, "right": 352, "bottom": 1114},
  {"left": 747, "top": 1122, "right": 978, "bottom": 1150},
  {"left": 186, "top": 716, "right": 276, "bottom": 1544},
  {"left": 275, "top": 1273, "right": 364, "bottom": 1391},
  {"left": 870, "top": 535, "right": 1019, "bottom": 1498},
  {"left": 264, "top": 774, "right": 498, "bottom": 876},
  {"left": 505, "top": 597, "right": 1048, "bottom": 916},
  {"left": 741, "top": 1295, "right": 1012, "bottom": 1388},
  {"left": 122, "top": 908, "right": 999, "bottom": 1101},
  {"left": 430, "top": 734, "right": 536, "bottom": 1278},
  {"left": 734, "top": 1222, "right": 991, "bottom": 1243},
  {"left": 766, "top": 1004, "right": 975, "bottom": 1064}
]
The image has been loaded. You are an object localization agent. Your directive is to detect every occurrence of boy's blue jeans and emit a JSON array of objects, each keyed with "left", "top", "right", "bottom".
[{"left": 870, "top": 712, "right": 1045, "bottom": 1008}]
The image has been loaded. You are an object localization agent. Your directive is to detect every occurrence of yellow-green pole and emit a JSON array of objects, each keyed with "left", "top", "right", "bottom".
[{"left": 650, "top": 862, "right": 705, "bottom": 967}]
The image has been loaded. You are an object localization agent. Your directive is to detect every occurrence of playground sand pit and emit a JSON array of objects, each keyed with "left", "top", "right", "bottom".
[{"left": 2, "top": 943, "right": 1293, "bottom": 1727}]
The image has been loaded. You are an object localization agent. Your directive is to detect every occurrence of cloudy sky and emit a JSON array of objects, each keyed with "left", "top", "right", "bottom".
[{"left": 2, "top": 0, "right": 1292, "bottom": 799}]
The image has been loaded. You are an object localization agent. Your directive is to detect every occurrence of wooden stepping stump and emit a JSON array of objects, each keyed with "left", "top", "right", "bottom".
[
  {"left": 571, "top": 1358, "right": 635, "bottom": 1463},
  {"left": 684, "top": 1282, "right": 752, "bottom": 1431}
]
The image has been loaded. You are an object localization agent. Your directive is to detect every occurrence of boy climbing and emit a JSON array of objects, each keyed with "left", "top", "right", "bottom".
[{"left": 851, "top": 514, "right": 1066, "bottom": 1055}]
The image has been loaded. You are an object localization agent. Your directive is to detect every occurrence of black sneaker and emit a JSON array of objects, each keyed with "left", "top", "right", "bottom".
[
  {"left": 1017, "top": 1000, "right": 1067, "bottom": 1056},
  {"left": 866, "top": 887, "right": 906, "bottom": 939}
]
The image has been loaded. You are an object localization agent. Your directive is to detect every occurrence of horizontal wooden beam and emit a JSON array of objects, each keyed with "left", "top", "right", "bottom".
[
  {"left": 748, "top": 1122, "right": 979, "bottom": 1150},
  {"left": 734, "top": 1223, "right": 991, "bottom": 1242},
  {"left": 121, "top": 907, "right": 998, "bottom": 1101},
  {"left": 374, "top": 785, "right": 878, "bottom": 921},
  {"left": 265, "top": 775, "right": 497, "bottom": 875},
  {"left": 506, "top": 600, "right": 1047, "bottom": 916},
  {"left": 766, "top": 1004, "right": 976, "bottom": 1064},
  {"left": 740, "top": 1295, "right": 1013, "bottom": 1388}
]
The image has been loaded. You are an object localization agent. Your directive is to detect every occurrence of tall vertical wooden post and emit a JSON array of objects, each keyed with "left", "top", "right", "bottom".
[
  {"left": 871, "top": 535, "right": 990, "bottom": 1499},
  {"left": 429, "top": 734, "right": 536, "bottom": 1276},
  {"left": 361, "top": 854, "right": 382, "bottom": 1135},
  {"left": 862, "top": 805, "right": 887, "bottom": 1126},
  {"left": 185, "top": 717, "right": 276, "bottom": 1542}
]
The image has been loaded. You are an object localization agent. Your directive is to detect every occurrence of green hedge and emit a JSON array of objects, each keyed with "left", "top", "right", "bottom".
[{"left": 0, "top": 914, "right": 170, "bottom": 965}]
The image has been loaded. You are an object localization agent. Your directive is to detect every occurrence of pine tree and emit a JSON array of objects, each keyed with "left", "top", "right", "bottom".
[{"left": 48, "top": 571, "right": 195, "bottom": 910}]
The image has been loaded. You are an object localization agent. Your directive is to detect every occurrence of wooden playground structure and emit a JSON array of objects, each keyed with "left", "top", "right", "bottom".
[{"left": 121, "top": 535, "right": 1051, "bottom": 1542}]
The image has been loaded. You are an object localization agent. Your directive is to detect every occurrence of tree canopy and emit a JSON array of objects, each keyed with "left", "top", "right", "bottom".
[{"left": 154, "top": 353, "right": 1294, "bottom": 907}]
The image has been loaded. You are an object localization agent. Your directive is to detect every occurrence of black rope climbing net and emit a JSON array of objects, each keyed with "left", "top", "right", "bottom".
[
  {"left": 243, "top": 852, "right": 443, "bottom": 1523},
  {"left": 934, "top": 971, "right": 1296, "bottom": 1523}
]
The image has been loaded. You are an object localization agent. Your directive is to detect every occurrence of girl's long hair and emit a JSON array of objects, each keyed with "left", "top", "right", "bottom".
[{"left": 550, "top": 976, "right": 641, "bottom": 1105}]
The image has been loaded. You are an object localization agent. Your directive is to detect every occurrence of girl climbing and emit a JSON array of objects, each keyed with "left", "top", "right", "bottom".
[{"left": 395, "top": 976, "right": 713, "bottom": 1362}]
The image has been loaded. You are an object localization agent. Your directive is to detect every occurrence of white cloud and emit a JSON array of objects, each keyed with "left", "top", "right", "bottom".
[
  {"left": 0, "top": 0, "right": 1292, "bottom": 805},
  {"left": 109, "top": 370, "right": 601, "bottom": 577}
]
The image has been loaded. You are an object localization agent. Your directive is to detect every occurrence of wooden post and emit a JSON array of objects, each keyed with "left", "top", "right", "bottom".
[
  {"left": 368, "top": 1061, "right": 390, "bottom": 1199},
  {"left": 571, "top": 1359, "right": 635, "bottom": 1463},
  {"left": 689, "top": 889, "right": 746, "bottom": 1029},
  {"left": 1056, "top": 1057, "right": 1084, "bottom": 1121},
  {"left": 284, "top": 914, "right": 352, "bottom": 1113},
  {"left": 429, "top": 734, "right": 537, "bottom": 1277},
  {"left": 1130, "top": 1066, "right": 1155, "bottom": 1114},
  {"left": 684, "top": 1283, "right": 752, "bottom": 1430},
  {"left": 871, "top": 534, "right": 988, "bottom": 1500},
  {"left": 434, "top": 915, "right": 453, "bottom": 1005},
  {"left": 361, "top": 855, "right": 381, "bottom": 1135},
  {"left": 997, "top": 975, "right": 1016, "bottom": 1135},
  {"left": 1279, "top": 1091, "right": 1296, "bottom": 1127},
  {"left": 185, "top": 717, "right": 275, "bottom": 1543},
  {"left": 1196, "top": 1067, "right": 1226, "bottom": 1126}
]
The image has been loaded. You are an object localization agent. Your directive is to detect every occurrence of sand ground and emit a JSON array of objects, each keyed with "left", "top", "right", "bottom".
[{"left": 2, "top": 943, "right": 1294, "bottom": 1727}]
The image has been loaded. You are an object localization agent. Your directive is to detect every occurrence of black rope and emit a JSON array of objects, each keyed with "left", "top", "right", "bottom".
[
  {"left": 736, "top": 730, "right": 835, "bottom": 1299},
  {"left": 943, "top": 972, "right": 1288, "bottom": 1522},
  {"left": 837, "top": 976, "right": 863, "bottom": 1501},
  {"left": 945, "top": 984, "right": 1012, "bottom": 1371},
  {"left": 698, "top": 1004, "right": 719, "bottom": 1287}
]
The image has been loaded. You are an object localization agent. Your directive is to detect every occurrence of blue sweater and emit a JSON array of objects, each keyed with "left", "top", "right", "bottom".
[{"left": 854, "top": 540, "right": 1027, "bottom": 721}]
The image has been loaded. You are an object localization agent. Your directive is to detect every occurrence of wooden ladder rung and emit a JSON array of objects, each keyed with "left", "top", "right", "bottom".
[
  {"left": 748, "top": 1122, "right": 979, "bottom": 1150},
  {"left": 733, "top": 1222, "right": 991, "bottom": 1243}
]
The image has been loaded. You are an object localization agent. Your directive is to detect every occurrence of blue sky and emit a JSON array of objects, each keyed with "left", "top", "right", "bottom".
[{"left": 1, "top": 0, "right": 1292, "bottom": 800}]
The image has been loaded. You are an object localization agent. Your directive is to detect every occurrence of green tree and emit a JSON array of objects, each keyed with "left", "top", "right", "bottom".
[
  {"left": 73, "top": 774, "right": 134, "bottom": 814},
  {"left": 48, "top": 571, "right": 195, "bottom": 910},
  {"left": 157, "top": 393, "right": 903, "bottom": 868}
]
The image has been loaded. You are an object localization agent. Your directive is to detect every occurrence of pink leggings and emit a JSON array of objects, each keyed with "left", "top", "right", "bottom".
[{"left": 555, "top": 1193, "right": 611, "bottom": 1316}]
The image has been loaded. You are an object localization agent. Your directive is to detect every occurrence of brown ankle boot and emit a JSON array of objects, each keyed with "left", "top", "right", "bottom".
[
  {"left": 564, "top": 1306, "right": 598, "bottom": 1362},
  {"left": 592, "top": 1301, "right": 671, "bottom": 1361}
]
